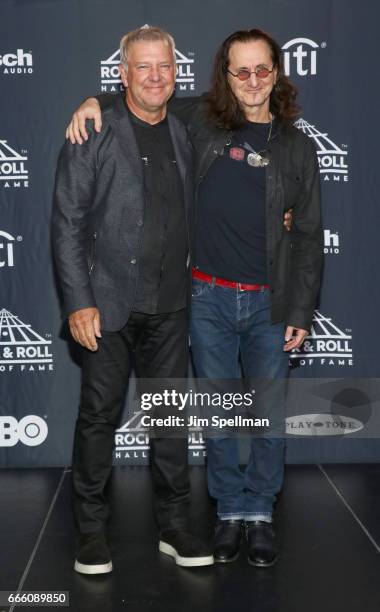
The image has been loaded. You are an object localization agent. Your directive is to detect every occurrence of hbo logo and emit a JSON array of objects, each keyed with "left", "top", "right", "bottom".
[{"left": 0, "top": 415, "right": 48, "bottom": 447}]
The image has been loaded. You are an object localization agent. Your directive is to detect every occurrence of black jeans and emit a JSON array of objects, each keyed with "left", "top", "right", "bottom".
[{"left": 72, "top": 309, "right": 190, "bottom": 535}]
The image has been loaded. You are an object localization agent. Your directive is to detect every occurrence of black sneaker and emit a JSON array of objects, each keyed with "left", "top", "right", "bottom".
[
  {"left": 245, "top": 520, "right": 277, "bottom": 567},
  {"left": 159, "top": 530, "right": 214, "bottom": 567},
  {"left": 74, "top": 532, "right": 113, "bottom": 575}
]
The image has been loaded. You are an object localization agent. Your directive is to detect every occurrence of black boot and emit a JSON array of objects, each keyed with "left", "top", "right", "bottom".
[
  {"left": 214, "top": 519, "right": 242, "bottom": 563},
  {"left": 245, "top": 520, "right": 277, "bottom": 567}
]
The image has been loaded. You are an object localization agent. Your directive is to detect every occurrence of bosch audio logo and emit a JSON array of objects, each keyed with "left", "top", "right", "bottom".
[
  {"left": 0, "top": 49, "right": 33, "bottom": 75},
  {"left": 324, "top": 229, "right": 340, "bottom": 255}
]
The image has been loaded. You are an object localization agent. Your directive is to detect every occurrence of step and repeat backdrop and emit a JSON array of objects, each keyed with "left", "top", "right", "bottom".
[{"left": 0, "top": 0, "right": 379, "bottom": 467}]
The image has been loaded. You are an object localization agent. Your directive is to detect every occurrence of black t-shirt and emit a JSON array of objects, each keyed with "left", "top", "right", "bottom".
[
  {"left": 129, "top": 109, "right": 188, "bottom": 314},
  {"left": 195, "top": 120, "right": 274, "bottom": 284}
]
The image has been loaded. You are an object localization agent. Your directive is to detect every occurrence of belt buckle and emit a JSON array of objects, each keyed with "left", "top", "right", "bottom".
[{"left": 238, "top": 282, "right": 245, "bottom": 292}]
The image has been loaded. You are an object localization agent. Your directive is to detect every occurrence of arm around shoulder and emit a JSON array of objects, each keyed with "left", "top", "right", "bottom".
[{"left": 65, "top": 94, "right": 117, "bottom": 144}]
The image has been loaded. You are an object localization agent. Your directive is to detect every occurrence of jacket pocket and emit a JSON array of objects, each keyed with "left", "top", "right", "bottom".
[{"left": 191, "top": 278, "right": 210, "bottom": 298}]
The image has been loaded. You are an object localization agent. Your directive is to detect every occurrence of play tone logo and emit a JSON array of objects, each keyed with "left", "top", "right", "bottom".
[
  {"left": 100, "top": 48, "right": 195, "bottom": 93},
  {"left": 0, "top": 309, "right": 53, "bottom": 372},
  {"left": 0, "top": 230, "right": 23, "bottom": 268},
  {"left": 0, "top": 49, "right": 33, "bottom": 75},
  {"left": 290, "top": 310, "right": 353, "bottom": 367},
  {"left": 114, "top": 410, "right": 205, "bottom": 463},
  {"left": 295, "top": 118, "right": 348, "bottom": 182},
  {"left": 324, "top": 229, "right": 340, "bottom": 255},
  {"left": 0, "top": 415, "right": 48, "bottom": 447},
  {"left": 0, "top": 140, "right": 28, "bottom": 188},
  {"left": 282, "top": 37, "right": 325, "bottom": 76},
  {"left": 286, "top": 413, "right": 364, "bottom": 436}
]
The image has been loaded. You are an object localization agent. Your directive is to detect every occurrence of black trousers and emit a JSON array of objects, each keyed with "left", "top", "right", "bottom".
[{"left": 72, "top": 309, "right": 190, "bottom": 535}]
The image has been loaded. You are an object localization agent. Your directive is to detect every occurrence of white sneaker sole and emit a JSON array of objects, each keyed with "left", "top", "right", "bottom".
[
  {"left": 74, "top": 559, "right": 113, "bottom": 575},
  {"left": 159, "top": 541, "right": 214, "bottom": 567}
]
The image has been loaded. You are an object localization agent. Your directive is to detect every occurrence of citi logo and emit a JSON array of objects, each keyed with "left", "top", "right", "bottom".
[
  {"left": 282, "top": 37, "right": 324, "bottom": 76},
  {"left": 0, "top": 49, "right": 33, "bottom": 74},
  {"left": 294, "top": 118, "right": 348, "bottom": 182},
  {"left": 286, "top": 414, "right": 363, "bottom": 436},
  {"left": 0, "top": 309, "right": 53, "bottom": 372},
  {"left": 290, "top": 310, "right": 353, "bottom": 367},
  {"left": 0, "top": 140, "right": 28, "bottom": 188},
  {"left": 100, "top": 48, "right": 195, "bottom": 93},
  {"left": 0, "top": 415, "right": 48, "bottom": 447},
  {"left": 0, "top": 230, "right": 23, "bottom": 268},
  {"left": 324, "top": 229, "right": 340, "bottom": 255}
]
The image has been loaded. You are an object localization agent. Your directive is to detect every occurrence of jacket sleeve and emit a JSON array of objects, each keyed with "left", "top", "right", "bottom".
[
  {"left": 51, "top": 130, "right": 98, "bottom": 318},
  {"left": 97, "top": 93, "right": 118, "bottom": 110},
  {"left": 285, "top": 137, "right": 324, "bottom": 331},
  {"left": 167, "top": 95, "right": 202, "bottom": 126}
]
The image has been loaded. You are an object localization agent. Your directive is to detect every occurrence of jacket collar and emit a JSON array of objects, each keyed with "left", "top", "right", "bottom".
[{"left": 111, "top": 95, "right": 187, "bottom": 185}]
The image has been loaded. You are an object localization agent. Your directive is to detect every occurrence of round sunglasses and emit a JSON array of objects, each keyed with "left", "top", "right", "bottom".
[{"left": 227, "top": 66, "right": 274, "bottom": 81}]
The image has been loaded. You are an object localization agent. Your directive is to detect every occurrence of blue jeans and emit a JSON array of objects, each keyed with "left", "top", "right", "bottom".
[{"left": 190, "top": 279, "right": 289, "bottom": 521}]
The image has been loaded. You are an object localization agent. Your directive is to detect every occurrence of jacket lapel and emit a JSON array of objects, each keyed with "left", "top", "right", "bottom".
[
  {"left": 111, "top": 96, "right": 143, "bottom": 181},
  {"left": 167, "top": 112, "right": 188, "bottom": 186},
  {"left": 111, "top": 100, "right": 190, "bottom": 185}
]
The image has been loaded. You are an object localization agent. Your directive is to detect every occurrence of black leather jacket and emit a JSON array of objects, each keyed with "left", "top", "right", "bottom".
[{"left": 98, "top": 93, "right": 323, "bottom": 331}]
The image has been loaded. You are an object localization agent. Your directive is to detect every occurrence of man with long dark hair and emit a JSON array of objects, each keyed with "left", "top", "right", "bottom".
[{"left": 66, "top": 28, "right": 323, "bottom": 568}]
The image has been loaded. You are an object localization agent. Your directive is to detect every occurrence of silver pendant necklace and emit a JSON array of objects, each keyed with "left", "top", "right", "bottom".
[{"left": 246, "top": 118, "right": 273, "bottom": 168}]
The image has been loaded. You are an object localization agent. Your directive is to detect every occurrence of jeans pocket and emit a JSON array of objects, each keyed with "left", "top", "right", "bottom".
[{"left": 191, "top": 279, "right": 209, "bottom": 297}]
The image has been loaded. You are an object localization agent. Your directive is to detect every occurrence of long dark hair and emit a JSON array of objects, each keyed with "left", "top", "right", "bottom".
[{"left": 206, "top": 28, "right": 300, "bottom": 129}]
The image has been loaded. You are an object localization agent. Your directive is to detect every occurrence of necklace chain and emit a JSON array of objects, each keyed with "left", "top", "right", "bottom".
[{"left": 246, "top": 118, "right": 273, "bottom": 167}]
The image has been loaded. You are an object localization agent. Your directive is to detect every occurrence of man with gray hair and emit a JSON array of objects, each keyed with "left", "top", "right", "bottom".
[{"left": 52, "top": 26, "right": 213, "bottom": 574}]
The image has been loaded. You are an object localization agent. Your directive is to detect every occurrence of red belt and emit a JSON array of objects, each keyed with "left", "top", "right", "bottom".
[{"left": 192, "top": 268, "right": 269, "bottom": 291}]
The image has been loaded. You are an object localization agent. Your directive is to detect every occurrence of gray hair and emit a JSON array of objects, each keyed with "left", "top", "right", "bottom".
[{"left": 119, "top": 25, "right": 176, "bottom": 69}]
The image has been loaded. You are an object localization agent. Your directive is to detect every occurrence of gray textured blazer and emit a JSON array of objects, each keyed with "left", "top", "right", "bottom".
[{"left": 52, "top": 95, "right": 194, "bottom": 331}]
